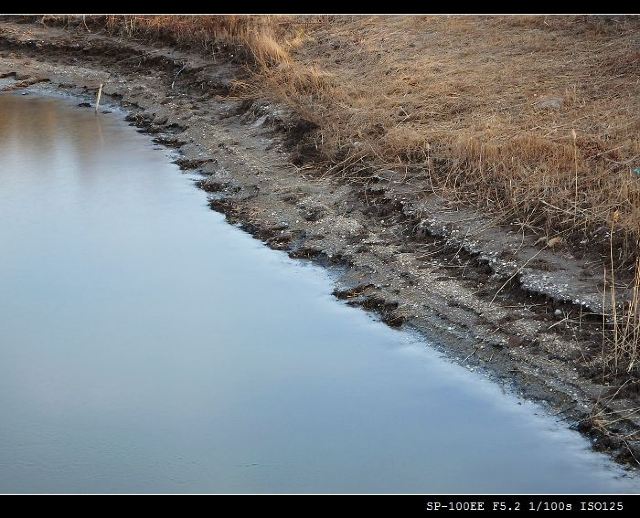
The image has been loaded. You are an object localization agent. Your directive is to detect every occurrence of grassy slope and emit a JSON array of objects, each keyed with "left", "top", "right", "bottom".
[{"left": 275, "top": 17, "right": 640, "bottom": 260}]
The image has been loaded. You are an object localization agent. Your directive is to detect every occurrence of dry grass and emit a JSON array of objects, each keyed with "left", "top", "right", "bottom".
[
  {"left": 40, "top": 14, "right": 295, "bottom": 64},
  {"left": 605, "top": 257, "right": 640, "bottom": 378},
  {"left": 268, "top": 16, "right": 640, "bottom": 262},
  {"left": 105, "top": 15, "right": 293, "bottom": 65}
]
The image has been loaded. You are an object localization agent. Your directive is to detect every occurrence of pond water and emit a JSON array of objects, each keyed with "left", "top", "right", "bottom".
[{"left": 0, "top": 92, "right": 638, "bottom": 493}]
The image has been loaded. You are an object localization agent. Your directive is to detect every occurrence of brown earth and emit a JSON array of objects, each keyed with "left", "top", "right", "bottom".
[{"left": 1, "top": 18, "right": 639, "bottom": 468}]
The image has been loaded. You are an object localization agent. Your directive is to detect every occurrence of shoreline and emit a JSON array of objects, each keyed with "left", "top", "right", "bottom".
[{"left": 1, "top": 19, "right": 639, "bottom": 469}]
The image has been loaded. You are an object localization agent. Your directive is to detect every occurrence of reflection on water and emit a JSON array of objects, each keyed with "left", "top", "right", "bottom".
[{"left": 0, "top": 92, "right": 638, "bottom": 493}]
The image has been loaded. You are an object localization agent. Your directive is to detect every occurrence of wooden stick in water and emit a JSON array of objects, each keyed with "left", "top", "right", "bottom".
[{"left": 95, "top": 83, "right": 103, "bottom": 114}]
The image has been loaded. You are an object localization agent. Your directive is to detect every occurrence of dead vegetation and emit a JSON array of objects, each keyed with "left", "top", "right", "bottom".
[
  {"left": 39, "top": 14, "right": 640, "bottom": 380},
  {"left": 605, "top": 257, "right": 640, "bottom": 380}
]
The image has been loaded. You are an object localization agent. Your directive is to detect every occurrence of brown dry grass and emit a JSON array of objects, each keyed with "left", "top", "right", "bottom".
[
  {"left": 267, "top": 16, "right": 640, "bottom": 261},
  {"left": 610, "top": 261, "right": 640, "bottom": 377},
  {"left": 104, "top": 15, "right": 292, "bottom": 65}
]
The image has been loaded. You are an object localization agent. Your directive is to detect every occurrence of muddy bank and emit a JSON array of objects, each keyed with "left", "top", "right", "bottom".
[{"left": 1, "top": 19, "right": 638, "bottom": 467}]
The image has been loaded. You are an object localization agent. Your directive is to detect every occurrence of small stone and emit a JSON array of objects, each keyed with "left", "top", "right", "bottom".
[{"left": 536, "top": 96, "right": 564, "bottom": 110}]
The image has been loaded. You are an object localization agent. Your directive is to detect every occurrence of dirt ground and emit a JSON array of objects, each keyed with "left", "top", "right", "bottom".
[{"left": 1, "top": 18, "right": 639, "bottom": 468}]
